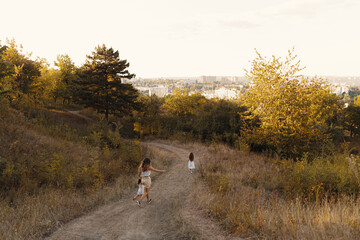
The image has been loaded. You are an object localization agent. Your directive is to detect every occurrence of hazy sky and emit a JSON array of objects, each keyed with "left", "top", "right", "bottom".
[{"left": 1, "top": 0, "right": 359, "bottom": 78}]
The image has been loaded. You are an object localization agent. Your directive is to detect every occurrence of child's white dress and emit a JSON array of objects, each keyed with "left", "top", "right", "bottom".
[
  {"left": 188, "top": 160, "right": 195, "bottom": 169},
  {"left": 137, "top": 184, "right": 144, "bottom": 195}
]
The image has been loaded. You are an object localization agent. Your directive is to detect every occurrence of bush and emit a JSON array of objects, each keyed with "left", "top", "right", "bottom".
[{"left": 279, "top": 154, "right": 360, "bottom": 199}]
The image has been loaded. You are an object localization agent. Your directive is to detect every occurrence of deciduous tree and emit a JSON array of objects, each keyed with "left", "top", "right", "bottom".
[
  {"left": 134, "top": 95, "right": 164, "bottom": 137},
  {"left": 193, "top": 99, "right": 247, "bottom": 145},
  {"left": 343, "top": 104, "right": 360, "bottom": 137},
  {"left": 54, "top": 54, "right": 77, "bottom": 103},
  {"left": 1, "top": 40, "right": 41, "bottom": 100},
  {"left": 242, "top": 49, "right": 341, "bottom": 158},
  {"left": 164, "top": 89, "right": 206, "bottom": 117},
  {"left": 36, "top": 61, "right": 60, "bottom": 102},
  {"left": 0, "top": 43, "right": 11, "bottom": 96}
]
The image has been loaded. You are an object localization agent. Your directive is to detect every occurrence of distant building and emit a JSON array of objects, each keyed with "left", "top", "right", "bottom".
[
  {"left": 331, "top": 84, "right": 349, "bottom": 95},
  {"left": 134, "top": 85, "right": 168, "bottom": 97},
  {"left": 214, "top": 87, "right": 238, "bottom": 99},
  {"left": 121, "top": 77, "right": 137, "bottom": 83},
  {"left": 229, "top": 76, "right": 240, "bottom": 83},
  {"left": 149, "top": 85, "right": 169, "bottom": 97},
  {"left": 202, "top": 87, "right": 239, "bottom": 99},
  {"left": 135, "top": 87, "right": 151, "bottom": 96},
  {"left": 199, "top": 76, "right": 216, "bottom": 83},
  {"left": 217, "top": 76, "right": 231, "bottom": 84}
]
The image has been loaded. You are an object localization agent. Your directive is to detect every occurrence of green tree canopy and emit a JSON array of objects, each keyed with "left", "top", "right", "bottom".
[
  {"left": 0, "top": 44, "right": 10, "bottom": 79},
  {"left": 0, "top": 43, "right": 11, "bottom": 96},
  {"left": 242, "top": 49, "right": 341, "bottom": 158},
  {"left": 348, "top": 87, "right": 360, "bottom": 103},
  {"left": 193, "top": 99, "right": 247, "bottom": 144},
  {"left": 134, "top": 95, "right": 165, "bottom": 137},
  {"left": 164, "top": 89, "right": 206, "bottom": 117},
  {"left": 354, "top": 96, "right": 360, "bottom": 106},
  {"left": 343, "top": 104, "right": 360, "bottom": 137},
  {"left": 1, "top": 40, "right": 41, "bottom": 98},
  {"left": 54, "top": 54, "right": 77, "bottom": 103},
  {"left": 35, "top": 61, "right": 61, "bottom": 102},
  {"left": 75, "top": 44, "right": 139, "bottom": 120}
]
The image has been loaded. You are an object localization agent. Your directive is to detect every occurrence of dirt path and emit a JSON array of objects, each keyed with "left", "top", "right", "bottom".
[
  {"left": 67, "top": 110, "right": 95, "bottom": 123},
  {"left": 47, "top": 142, "right": 241, "bottom": 240}
]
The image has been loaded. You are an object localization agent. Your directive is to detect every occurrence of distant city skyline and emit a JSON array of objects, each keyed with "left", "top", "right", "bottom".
[{"left": 1, "top": 0, "right": 359, "bottom": 78}]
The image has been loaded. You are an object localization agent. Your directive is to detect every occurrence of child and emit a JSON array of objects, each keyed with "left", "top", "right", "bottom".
[
  {"left": 133, "top": 178, "right": 144, "bottom": 200},
  {"left": 188, "top": 152, "right": 195, "bottom": 173}
]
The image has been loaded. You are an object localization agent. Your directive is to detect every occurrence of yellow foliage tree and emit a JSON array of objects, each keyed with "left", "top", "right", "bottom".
[
  {"left": 242, "top": 49, "right": 341, "bottom": 158},
  {"left": 354, "top": 96, "right": 360, "bottom": 106},
  {"left": 164, "top": 88, "right": 206, "bottom": 117}
]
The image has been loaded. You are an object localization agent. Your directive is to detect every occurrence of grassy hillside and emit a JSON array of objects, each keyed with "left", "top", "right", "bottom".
[
  {"left": 188, "top": 142, "right": 360, "bottom": 239},
  {"left": 0, "top": 102, "right": 168, "bottom": 239},
  {"left": 2, "top": 98, "right": 360, "bottom": 239}
]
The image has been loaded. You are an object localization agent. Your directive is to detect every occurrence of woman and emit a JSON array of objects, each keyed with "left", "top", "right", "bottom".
[{"left": 136, "top": 158, "right": 166, "bottom": 207}]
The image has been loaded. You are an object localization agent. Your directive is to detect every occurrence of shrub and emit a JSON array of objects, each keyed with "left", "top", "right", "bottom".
[{"left": 279, "top": 154, "right": 360, "bottom": 199}]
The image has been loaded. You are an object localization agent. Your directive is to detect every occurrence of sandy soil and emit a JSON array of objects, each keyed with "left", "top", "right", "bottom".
[{"left": 47, "top": 142, "right": 242, "bottom": 240}]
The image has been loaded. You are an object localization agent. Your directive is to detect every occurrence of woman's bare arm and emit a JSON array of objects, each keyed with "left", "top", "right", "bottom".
[
  {"left": 148, "top": 166, "right": 166, "bottom": 173},
  {"left": 138, "top": 166, "right": 142, "bottom": 178}
]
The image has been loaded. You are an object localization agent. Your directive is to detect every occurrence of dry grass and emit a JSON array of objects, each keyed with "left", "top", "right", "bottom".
[
  {"left": 0, "top": 177, "right": 132, "bottom": 240},
  {"left": 0, "top": 105, "right": 169, "bottom": 240},
  {"left": 186, "top": 142, "right": 360, "bottom": 239},
  {"left": 0, "top": 143, "right": 171, "bottom": 240},
  {"left": 171, "top": 199, "right": 200, "bottom": 240}
]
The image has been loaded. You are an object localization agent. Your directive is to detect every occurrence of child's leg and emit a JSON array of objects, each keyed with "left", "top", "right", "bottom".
[{"left": 133, "top": 194, "right": 139, "bottom": 200}]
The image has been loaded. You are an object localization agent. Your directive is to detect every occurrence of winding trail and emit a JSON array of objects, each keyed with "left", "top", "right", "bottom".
[
  {"left": 47, "top": 142, "right": 241, "bottom": 240},
  {"left": 67, "top": 110, "right": 95, "bottom": 123}
]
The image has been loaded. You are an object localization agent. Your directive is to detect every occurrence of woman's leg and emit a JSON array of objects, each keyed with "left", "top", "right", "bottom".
[
  {"left": 139, "top": 188, "right": 149, "bottom": 202},
  {"left": 146, "top": 188, "right": 150, "bottom": 201}
]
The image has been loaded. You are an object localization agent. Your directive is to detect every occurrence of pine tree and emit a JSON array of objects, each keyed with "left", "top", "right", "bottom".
[{"left": 75, "top": 44, "right": 139, "bottom": 120}]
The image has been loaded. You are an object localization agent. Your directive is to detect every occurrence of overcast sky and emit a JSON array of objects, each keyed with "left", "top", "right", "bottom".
[{"left": 1, "top": 0, "right": 359, "bottom": 78}]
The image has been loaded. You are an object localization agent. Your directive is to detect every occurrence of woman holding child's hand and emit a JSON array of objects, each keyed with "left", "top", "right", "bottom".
[{"left": 136, "top": 158, "right": 166, "bottom": 207}]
